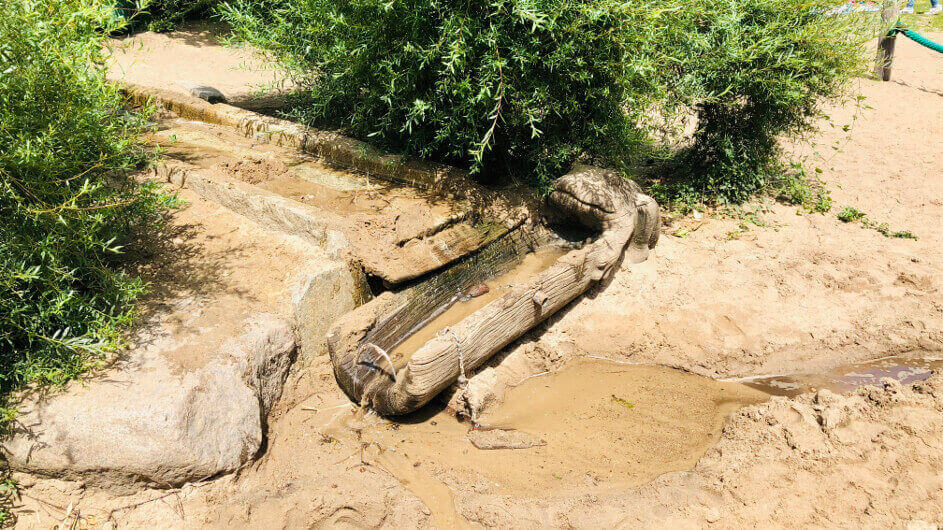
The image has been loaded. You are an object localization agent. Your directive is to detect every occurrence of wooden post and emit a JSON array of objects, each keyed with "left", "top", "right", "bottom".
[{"left": 874, "top": 0, "right": 899, "bottom": 81}]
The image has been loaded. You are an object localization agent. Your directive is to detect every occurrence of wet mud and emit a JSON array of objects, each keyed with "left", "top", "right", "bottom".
[
  {"left": 316, "top": 358, "right": 768, "bottom": 527},
  {"left": 737, "top": 353, "right": 943, "bottom": 396}
]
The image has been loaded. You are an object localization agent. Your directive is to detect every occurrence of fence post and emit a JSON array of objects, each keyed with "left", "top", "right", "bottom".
[{"left": 874, "top": 0, "right": 899, "bottom": 81}]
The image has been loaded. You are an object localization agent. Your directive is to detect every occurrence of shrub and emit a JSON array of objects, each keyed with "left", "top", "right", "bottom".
[
  {"left": 221, "top": 0, "right": 685, "bottom": 186},
  {"left": 665, "top": 0, "right": 871, "bottom": 203},
  {"left": 133, "top": 0, "right": 219, "bottom": 32},
  {"left": 0, "top": 0, "right": 173, "bottom": 419},
  {"left": 221, "top": 0, "right": 871, "bottom": 200}
]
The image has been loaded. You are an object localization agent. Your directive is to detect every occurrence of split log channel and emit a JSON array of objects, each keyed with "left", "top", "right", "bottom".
[{"left": 328, "top": 166, "right": 661, "bottom": 416}]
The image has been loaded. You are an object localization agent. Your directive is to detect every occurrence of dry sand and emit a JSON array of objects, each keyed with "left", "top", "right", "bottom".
[
  {"left": 8, "top": 27, "right": 943, "bottom": 530},
  {"left": 106, "top": 21, "right": 292, "bottom": 111},
  {"left": 524, "top": 34, "right": 943, "bottom": 383}
]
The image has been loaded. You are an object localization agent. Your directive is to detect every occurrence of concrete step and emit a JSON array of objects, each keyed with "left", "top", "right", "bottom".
[
  {"left": 2, "top": 189, "right": 365, "bottom": 487},
  {"left": 147, "top": 116, "right": 520, "bottom": 285}
]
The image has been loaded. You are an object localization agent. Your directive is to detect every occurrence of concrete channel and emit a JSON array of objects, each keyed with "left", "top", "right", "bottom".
[{"left": 128, "top": 82, "right": 534, "bottom": 364}]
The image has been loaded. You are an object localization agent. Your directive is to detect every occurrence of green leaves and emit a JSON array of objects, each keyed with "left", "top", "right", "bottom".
[
  {"left": 222, "top": 0, "right": 659, "bottom": 185},
  {"left": 663, "top": 0, "right": 875, "bottom": 203},
  {"left": 838, "top": 206, "right": 866, "bottom": 222},
  {"left": 0, "top": 0, "right": 172, "bottom": 416},
  {"left": 221, "top": 0, "right": 872, "bottom": 198},
  {"left": 837, "top": 206, "right": 918, "bottom": 239}
]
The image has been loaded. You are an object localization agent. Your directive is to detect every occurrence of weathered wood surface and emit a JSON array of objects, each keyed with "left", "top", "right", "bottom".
[
  {"left": 873, "top": 0, "right": 899, "bottom": 81},
  {"left": 327, "top": 165, "right": 660, "bottom": 415}
]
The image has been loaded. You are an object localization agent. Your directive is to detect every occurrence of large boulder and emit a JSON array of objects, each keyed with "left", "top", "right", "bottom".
[{"left": 2, "top": 315, "right": 294, "bottom": 488}]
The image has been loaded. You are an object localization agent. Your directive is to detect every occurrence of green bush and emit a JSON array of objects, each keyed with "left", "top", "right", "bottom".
[
  {"left": 221, "top": 0, "right": 871, "bottom": 200},
  {"left": 665, "top": 0, "right": 871, "bottom": 203},
  {"left": 0, "top": 0, "right": 173, "bottom": 416},
  {"left": 135, "top": 0, "right": 219, "bottom": 32},
  {"left": 221, "top": 0, "right": 679, "bottom": 185}
]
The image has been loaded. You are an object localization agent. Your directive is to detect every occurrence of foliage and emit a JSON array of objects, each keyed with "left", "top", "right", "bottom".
[
  {"left": 0, "top": 467, "right": 13, "bottom": 527},
  {"left": 0, "top": 0, "right": 173, "bottom": 427},
  {"left": 809, "top": 190, "right": 834, "bottom": 214},
  {"left": 837, "top": 206, "right": 866, "bottom": 222},
  {"left": 662, "top": 1, "right": 874, "bottom": 203},
  {"left": 136, "top": 0, "right": 219, "bottom": 32},
  {"left": 221, "top": 0, "right": 672, "bottom": 186},
  {"left": 221, "top": 0, "right": 872, "bottom": 201},
  {"left": 777, "top": 164, "right": 833, "bottom": 214},
  {"left": 837, "top": 206, "right": 917, "bottom": 239},
  {"left": 866, "top": 220, "right": 917, "bottom": 239}
]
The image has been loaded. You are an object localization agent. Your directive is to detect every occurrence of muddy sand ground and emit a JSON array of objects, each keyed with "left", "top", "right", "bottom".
[
  {"left": 9, "top": 25, "right": 943, "bottom": 529},
  {"left": 107, "top": 21, "right": 293, "bottom": 111}
]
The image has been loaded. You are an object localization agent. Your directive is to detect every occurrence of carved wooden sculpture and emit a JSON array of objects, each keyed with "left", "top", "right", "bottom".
[{"left": 327, "top": 165, "right": 660, "bottom": 415}]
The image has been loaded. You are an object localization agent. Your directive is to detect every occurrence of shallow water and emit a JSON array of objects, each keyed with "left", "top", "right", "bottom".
[
  {"left": 389, "top": 246, "right": 567, "bottom": 367},
  {"left": 317, "top": 358, "right": 768, "bottom": 528},
  {"left": 737, "top": 354, "right": 943, "bottom": 397}
]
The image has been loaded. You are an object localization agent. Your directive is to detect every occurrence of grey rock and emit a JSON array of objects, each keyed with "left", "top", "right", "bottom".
[
  {"left": 189, "top": 85, "right": 228, "bottom": 104},
  {"left": 1, "top": 315, "right": 294, "bottom": 487},
  {"left": 175, "top": 82, "right": 228, "bottom": 104}
]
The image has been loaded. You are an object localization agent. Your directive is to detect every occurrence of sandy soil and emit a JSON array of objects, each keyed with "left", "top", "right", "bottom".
[
  {"left": 7, "top": 28, "right": 943, "bottom": 530},
  {"left": 107, "top": 21, "right": 293, "bottom": 111},
  {"left": 121, "top": 186, "right": 316, "bottom": 374}
]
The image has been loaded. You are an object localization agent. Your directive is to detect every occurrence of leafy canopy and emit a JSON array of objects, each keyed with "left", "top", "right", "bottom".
[
  {"left": 222, "top": 0, "right": 871, "bottom": 200},
  {"left": 0, "top": 0, "right": 173, "bottom": 406}
]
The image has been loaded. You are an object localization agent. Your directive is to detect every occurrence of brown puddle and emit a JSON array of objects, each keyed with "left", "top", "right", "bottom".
[
  {"left": 389, "top": 246, "right": 568, "bottom": 368},
  {"left": 737, "top": 353, "right": 943, "bottom": 397},
  {"left": 315, "top": 359, "right": 767, "bottom": 527}
]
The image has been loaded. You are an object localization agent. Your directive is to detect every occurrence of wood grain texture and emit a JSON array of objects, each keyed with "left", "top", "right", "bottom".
[{"left": 328, "top": 165, "right": 660, "bottom": 415}]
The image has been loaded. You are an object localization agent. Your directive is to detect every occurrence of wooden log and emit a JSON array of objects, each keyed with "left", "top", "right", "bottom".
[
  {"left": 327, "top": 166, "right": 660, "bottom": 415},
  {"left": 874, "top": 0, "right": 899, "bottom": 82},
  {"left": 364, "top": 232, "right": 631, "bottom": 414}
]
